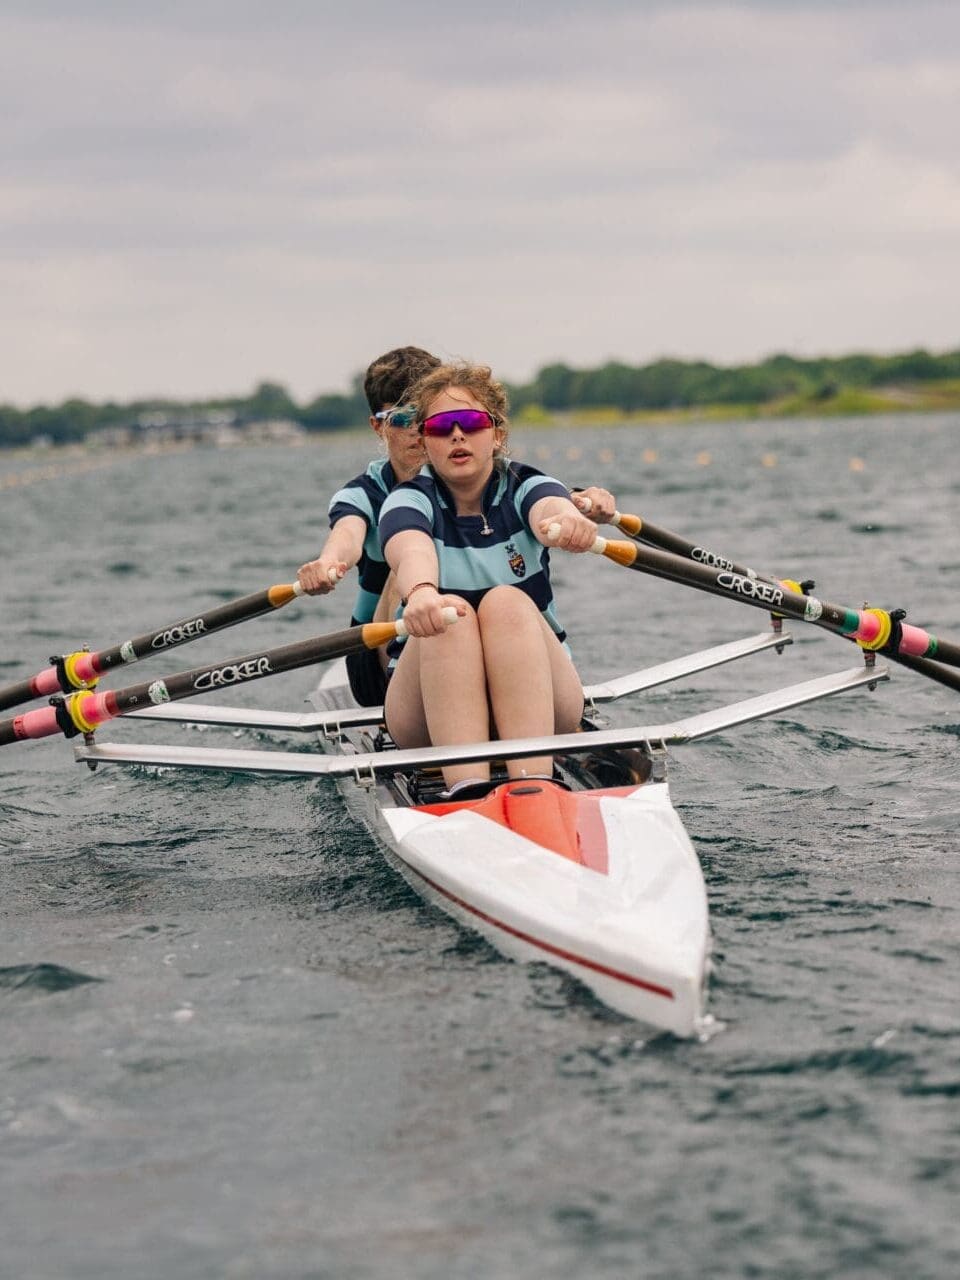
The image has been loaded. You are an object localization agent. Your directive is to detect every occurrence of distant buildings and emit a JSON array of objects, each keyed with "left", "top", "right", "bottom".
[{"left": 84, "top": 408, "right": 307, "bottom": 450}]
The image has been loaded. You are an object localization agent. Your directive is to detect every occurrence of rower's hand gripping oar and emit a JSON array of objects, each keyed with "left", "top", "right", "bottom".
[
  {"left": 0, "top": 609, "right": 459, "bottom": 747},
  {"left": 0, "top": 581, "right": 310, "bottom": 714},
  {"left": 547, "top": 525, "right": 960, "bottom": 688}
]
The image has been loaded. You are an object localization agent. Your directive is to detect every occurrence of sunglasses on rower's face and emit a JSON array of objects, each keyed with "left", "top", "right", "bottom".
[
  {"left": 421, "top": 409, "right": 495, "bottom": 438},
  {"left": 373, "top": 404, "right": 417, "bottom": 429}
]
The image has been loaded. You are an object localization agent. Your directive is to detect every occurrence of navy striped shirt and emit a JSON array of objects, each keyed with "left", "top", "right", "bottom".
[
  {"left": 378, "top": 462, "right": 571, "bottom": 641},
  {"left": 328, "top": 458, "right": 396, "bottom": 625}
]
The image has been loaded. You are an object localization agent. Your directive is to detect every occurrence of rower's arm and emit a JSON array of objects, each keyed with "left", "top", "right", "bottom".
[
  {"left": 298, "top": 514, "right": 367, "bottom": 595},
  {"left": 384, "top": 528, "right": 439, "bottom": 601},
  {"left": 383, "top": 529, "right": 464, "bottom": 637}
]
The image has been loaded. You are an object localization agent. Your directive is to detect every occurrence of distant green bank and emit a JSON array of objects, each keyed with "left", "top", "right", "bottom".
[{"left": 3, "top": 348, "right": 960, "bottom": 449}]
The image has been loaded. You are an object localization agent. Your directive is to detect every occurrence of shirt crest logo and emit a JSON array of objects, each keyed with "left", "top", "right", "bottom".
[{"left": 505, "top": 541, "right": 526, "bottom": 579}]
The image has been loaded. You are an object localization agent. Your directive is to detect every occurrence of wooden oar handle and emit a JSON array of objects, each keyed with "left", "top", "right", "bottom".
[
  {"left": 266, "top": 581, "right": 306, "bottom": 606},
  {"left": 588, "top": 500, "right": 645, "bottom": 536},
  {"left": 547, "top": 523, "right": 648, "bottom": 570},
  {"left": 613, "top": 511, "right": 642, "bottom": 536}
]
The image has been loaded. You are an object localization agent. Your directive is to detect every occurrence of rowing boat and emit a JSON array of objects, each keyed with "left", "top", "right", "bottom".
[
  {"left": 308, "top": 661, "right": 710, "bottom": 1036},
  {"left": 10, "top": 509, "right": 956, "bottom": 1034},
  {"left": 8, "top": 500, "right": 957, "bottom": 1035},
  {"left": 73, "top": 625, "right": 888, "bottom": 1036}
]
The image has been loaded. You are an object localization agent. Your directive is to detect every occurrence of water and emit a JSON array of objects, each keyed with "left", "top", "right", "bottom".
[{"left": 2, "top": 416, "right": 959, "bottom": 1279}]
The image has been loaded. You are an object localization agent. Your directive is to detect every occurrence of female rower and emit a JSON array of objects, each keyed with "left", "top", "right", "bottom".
[
  {"left": 378, "top": 361, "right": 598, "bottom": 796},
  {"left": 297, "top": 346, "right": 617, "bottom": 708}
]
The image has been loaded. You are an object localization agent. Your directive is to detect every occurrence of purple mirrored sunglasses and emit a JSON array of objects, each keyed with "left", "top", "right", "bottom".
[{"left": 421, "top": 409, "right": 495, "bottom": 438}]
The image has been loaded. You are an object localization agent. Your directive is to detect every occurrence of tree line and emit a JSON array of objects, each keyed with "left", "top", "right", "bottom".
[{"left": 3, "top": 347, "right": 960, "bottom": 449}]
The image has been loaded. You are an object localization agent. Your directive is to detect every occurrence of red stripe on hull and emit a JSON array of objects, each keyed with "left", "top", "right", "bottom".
[{"left": 403, "top": 860, "right": 675, "bottom": 1002}]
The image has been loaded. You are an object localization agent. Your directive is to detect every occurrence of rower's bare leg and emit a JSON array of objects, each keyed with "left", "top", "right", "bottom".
[
  {"left": 384, "top": 600, "right": 492, "bottom": 790},
  {"left": 478, "top": 586, "right": 584, "bottom": 779}
]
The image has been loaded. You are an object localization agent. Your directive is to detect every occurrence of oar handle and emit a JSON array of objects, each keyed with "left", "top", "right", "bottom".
[
  {"left": 572, "top": 495, "right": 643, "bottom": 538},
  {"left": 577, "top": 501, "right": 639, "bottom": 537},
  {"left": 613, "top": 510, "right": 642, "bottom": 537},
  {"left": 582, "top": 535, "right": 642, "bottom": 567},
  {"left": 546, "top": 524, "right": 633, "bottom": 564}
]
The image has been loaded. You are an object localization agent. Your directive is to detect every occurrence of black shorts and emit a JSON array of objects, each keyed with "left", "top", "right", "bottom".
[{"left": 345, "top": 647, "right": 388, "bottom": 707}]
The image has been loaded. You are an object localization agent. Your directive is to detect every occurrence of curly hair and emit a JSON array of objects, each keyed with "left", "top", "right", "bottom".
[{"left": 409, "top": 362, "right": 511, "bottom": 465}]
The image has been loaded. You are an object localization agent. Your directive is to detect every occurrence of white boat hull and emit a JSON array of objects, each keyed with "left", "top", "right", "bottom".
[
  {"left": 377, "top": 782, "right": 708, "bottom": 1036},
  {"left": 318, "top": 660, "right": 709, "bottom": 1036}
]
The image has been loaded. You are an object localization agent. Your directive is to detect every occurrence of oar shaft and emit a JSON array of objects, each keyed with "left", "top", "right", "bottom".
[
  {"left": 590, "top": 537, "right": 960, "bottom": 668},
  {"left": 0, "top": 583, "right": 303, "bottom": 712},
  {"left": 2, "top": 618, "right": 389, "bottom": 746},
  {"left": 0, "top": 674, "right": 59, "bottom": 711},
  {"left": 613, "top": 511, "right": 761, "bottom": 578},
  {"left": 92, "top": 582, "right": 305, "bottom": 673},
  {"left": 887, "top": 652, "right": 960, "bottom": 694},
  {"left": 606, "top": 511, "right": 960, "bottom": 690}
]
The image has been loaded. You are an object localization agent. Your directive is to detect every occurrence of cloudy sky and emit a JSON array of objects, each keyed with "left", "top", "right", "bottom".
[{"left": 3, "top": 0, "right": 958, "bottom": 407}]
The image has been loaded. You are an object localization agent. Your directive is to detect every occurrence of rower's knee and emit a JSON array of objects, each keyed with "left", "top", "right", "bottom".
[{"left": 477, "top": 585, "right": 538, "bottom": 629}]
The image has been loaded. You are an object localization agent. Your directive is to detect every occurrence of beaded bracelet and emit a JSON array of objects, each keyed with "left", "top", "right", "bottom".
[{"left": 401, "top": 582, "right": 439, "bottom": 607}]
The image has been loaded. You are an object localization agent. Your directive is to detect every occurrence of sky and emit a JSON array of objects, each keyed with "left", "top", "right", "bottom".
[{"left": 2, "top": 0, "right": 959, "bottom": 407}]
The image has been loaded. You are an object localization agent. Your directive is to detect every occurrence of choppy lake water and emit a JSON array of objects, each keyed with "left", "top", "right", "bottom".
[{"left": 2, "top": 414, "right": 959, "bottom": 1278}]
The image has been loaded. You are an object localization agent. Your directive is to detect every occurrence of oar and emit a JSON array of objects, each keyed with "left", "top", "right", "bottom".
[
  {"left": 0, "top": 610, "right": 457, "bottom": 747},
  {"left": 601, "top": 509, "right": 960, "bottom": 694},
  {"left": 575, "top": 494, "right": 772, "bottom": 580},
  {"left": 0, "top": 581, "right": 307, "bottom": 713},
  {"left": 611, "top": 510, "right": 769, "bottom": 580},
  {"left": 877, "top": 649, "right": 960, "bottom": 693},
  {"left": 548, "top": 525, "right": 960, "bottom": 690}
]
